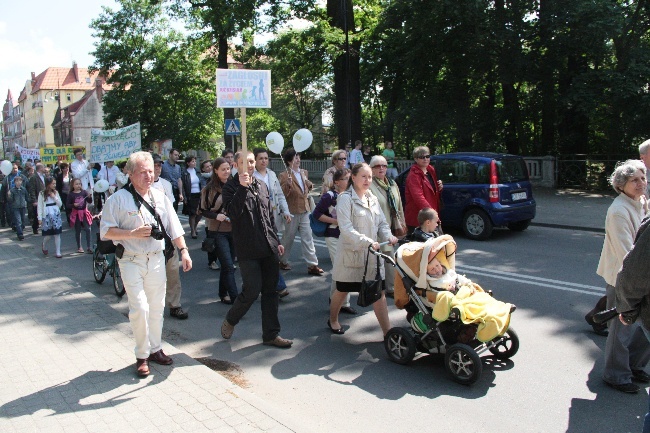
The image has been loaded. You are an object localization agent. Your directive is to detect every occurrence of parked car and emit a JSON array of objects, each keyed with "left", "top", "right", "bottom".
[{"left": 397, "top": 152, "right": 536, "bottom": 240}]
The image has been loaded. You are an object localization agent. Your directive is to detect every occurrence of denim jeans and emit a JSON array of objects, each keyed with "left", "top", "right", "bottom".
[
  {"left": 214, "top": 231, "right": 238, "bottom": 300},
  {"left": 12, "top": 207, "right": 25, "bottom": 236}
]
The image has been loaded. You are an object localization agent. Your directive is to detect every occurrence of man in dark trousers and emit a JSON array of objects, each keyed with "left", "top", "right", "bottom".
[
  {"left": 613, "top": 216, "right": 650, "bottom": 422},
  {"left": 28, "top": 163, "right": 46, "bottom": 234},
  {"left": 220, "top": 151, "right": 292, "bottom": 348}
]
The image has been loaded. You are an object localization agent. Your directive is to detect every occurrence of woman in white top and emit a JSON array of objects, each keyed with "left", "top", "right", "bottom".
[
  {"left": 180, "top": 155, "right": 207, "bottom": 238},
  {"left": 597, "top": 159, "right": 650, "bottom": 393}
]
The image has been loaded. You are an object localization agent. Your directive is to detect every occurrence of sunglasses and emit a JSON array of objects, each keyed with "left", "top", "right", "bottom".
[
  {"left": 372, "top": 164, "right": 387, "bottom": 169},
  {"left": 416, "top": 155, "right": 431, "bottom": 159},
  {"left": 336, "top": 157, "right": 347, "bottom": 161}
]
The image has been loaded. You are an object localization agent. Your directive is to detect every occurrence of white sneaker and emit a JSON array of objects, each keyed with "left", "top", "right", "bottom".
[{"left": 209, "top": 262, "right": 220, "bottom": 270}]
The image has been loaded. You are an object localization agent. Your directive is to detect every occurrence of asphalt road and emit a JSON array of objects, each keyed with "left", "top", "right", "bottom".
[{"left": 63, "top": 218, "right": 645, "bottom": 433}]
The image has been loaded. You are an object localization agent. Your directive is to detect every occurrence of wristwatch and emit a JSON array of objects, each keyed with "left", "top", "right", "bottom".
[{"left": 179, "top": 247, "right": 188, "bottom": 254}]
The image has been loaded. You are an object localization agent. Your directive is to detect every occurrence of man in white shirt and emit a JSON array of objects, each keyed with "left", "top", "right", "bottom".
[
  {"left": 70, "top": 148, "right": 94, "bottom": 194},
  {"left": 98, "top": 161, "right": 120, "bottom": 195},
  {"left": 100, "top": 151, "right": 192, "bottom": 377},
  {"left": 152, "top": 154, "right": 188, "bottom": 320}
]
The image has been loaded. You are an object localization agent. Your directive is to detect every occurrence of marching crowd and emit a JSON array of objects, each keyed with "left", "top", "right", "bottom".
[
  {"left": 0, "top": 142, "right": 446, "bottom": 378},
  {"left": 5, "top": 138, "right": 650, "bottom": 427}
]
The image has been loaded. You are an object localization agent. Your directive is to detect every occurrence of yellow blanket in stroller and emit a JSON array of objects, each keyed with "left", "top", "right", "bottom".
[{"left": 433, "top": 286, "right": 512, "bottom": 342}]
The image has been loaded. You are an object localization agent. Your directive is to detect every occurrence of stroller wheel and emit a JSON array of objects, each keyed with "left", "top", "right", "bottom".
[
  {"left": 488, "top": 327, "right": 519, "bottom": 359},
  {"left": 384, "top": 328, "right": 416, "bottom": 365},
  {"left": 445, "top": 343, "right": 482, "bottom": 385}
]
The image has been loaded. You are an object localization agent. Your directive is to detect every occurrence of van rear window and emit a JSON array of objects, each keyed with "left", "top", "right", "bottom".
[{"left": 496, "top": 159, "right": 529, "bottom": 182}]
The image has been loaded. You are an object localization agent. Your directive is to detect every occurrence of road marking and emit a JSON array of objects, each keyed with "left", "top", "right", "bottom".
[
  {"left": 205, "top": 231, "right": 603, "bottom": 297},
  {"left": 457, "top": 264, "right": 605, "bottom": 296}
]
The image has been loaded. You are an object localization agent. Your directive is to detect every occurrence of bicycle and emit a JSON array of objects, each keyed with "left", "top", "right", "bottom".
[{"left": 92, "top": 232, "right": 125, "bottom": 297}]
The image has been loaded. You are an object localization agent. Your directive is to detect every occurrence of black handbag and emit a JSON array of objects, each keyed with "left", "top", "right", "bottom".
[
  {"left": 357, "top": 247, "right": 383, "bottom": 307},
  {"left": 201, "top": 237, "right": 217, "bottom": 253}
]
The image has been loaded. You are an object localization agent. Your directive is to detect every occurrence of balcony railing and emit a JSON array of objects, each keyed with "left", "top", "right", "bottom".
[{"left": 32, "top": 101, "right": 43, "bottom": 109}]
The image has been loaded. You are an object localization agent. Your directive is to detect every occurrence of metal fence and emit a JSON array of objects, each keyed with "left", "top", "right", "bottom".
[{"left": 556, "top": 154, "right": 636, "bottom": 189}]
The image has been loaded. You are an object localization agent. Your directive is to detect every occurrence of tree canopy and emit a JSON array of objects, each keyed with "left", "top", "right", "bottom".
[{"left": 89, "top": 0, "right": 650, "bottom": 157}]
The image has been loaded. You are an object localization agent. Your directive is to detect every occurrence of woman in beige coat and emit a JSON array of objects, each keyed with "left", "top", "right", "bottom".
[
  {"left": 368, "top": 155, "right": 405, "bottom": 297},
  {"left": 597, "top": 159, "right": 650, "bottom": 393},
  {"left": 329, "top": 163, "right": 398, "bottom": 336}
]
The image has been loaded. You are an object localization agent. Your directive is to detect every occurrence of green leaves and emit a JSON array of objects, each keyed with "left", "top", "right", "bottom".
[{"left": 90, "top": 0, "right": 218, "bottom": 151}]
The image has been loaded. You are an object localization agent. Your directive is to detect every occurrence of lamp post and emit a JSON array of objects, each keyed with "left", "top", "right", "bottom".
[
  {"left": 342, "top": 0, "right": 352, "bottom": 148},
  {"left": 43, "top": 85, "right": 63, "bottom": 147}
]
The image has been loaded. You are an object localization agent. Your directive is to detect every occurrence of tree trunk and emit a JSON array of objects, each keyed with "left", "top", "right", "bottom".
[
  {"left": 328, "top": 0, "right": 362, "bottom": 149},
  {"left": 538, "top": 0, "right": 556, "bottom": 155}
]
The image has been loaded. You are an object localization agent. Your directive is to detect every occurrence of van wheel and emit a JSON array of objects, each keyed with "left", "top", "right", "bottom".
[
  {"left": 508, "top": 219, "right": 531, "bottom": 232},
  {"left": 462, "top": 209, "right": 492, "bottom": 241}
]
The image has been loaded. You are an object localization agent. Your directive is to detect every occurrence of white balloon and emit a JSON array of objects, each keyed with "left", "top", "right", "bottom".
[
  {"left": 266, "top": 132, "right": 284, "bottom": 155},
  {"left": 293, "top": 129, "right": 313, "bottom": 152},
  {"left": 94, "top": 179, "right": 110, "bottom": 193},
  {"left": 0, "top": 160, "right": 12, "bottom": 176}
]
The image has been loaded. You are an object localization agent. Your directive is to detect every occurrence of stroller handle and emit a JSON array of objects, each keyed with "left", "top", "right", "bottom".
[{"left": 368, "top": 244, "right": 397, "bottom": 267}]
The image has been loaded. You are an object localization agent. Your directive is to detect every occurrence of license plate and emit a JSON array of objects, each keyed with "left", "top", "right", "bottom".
[{"left": 511, "top": 192, "right": 527, "bottom": 201}]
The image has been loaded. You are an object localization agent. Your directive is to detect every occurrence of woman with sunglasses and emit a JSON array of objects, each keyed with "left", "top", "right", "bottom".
[
  {"left": 321, "top": 150, "right": 349, "bottom": 196},
  {"left": 404, "top": 146, "right": 443, "bottom": 233}
]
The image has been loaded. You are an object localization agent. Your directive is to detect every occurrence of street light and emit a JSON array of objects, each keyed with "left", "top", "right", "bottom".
[{"left": 43, "top": 84, "right": 63, "bottom": 147}]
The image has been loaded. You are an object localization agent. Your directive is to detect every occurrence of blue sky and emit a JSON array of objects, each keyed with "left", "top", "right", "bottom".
[{"left": 0, "top": 0, "right": 118, "bottom": 99}]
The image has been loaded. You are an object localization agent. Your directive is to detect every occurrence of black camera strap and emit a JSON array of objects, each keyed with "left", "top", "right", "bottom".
[{"left": 127, "top": 184, "right": 175, "bottom": 259}]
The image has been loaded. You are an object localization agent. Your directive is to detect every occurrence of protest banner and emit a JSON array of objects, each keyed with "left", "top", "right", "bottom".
[
  {"left": 16, "top": 144, "right": 41, "bottom": 163},
  {"left": 216, "top": 69, "right": 271, "bottom": 109},
  {"left": 90, "top": 122, "right": 141, "bottom": 163},
  {"left": 40, "top": 146, "right": 77, "bottom": 164}
]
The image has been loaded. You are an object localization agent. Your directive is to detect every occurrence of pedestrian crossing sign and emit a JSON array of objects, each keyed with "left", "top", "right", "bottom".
[{"left": 225, "top": 119, "right": 241, "bottom": 135}]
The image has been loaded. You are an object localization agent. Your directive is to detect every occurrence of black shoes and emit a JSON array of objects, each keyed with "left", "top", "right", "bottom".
[
  {"left": 585, "top": 312, "right": 609, "bottom": 336},
  {"left": 327, "top": 320, "right": 345, "bottom": 335},
  {"left": 604, "top": 380, "right": 640, "bottom": 393},
  {"left": 632, "top": 370, "right": 650, "bottom": 383},
  {"left": 170, "top": 307, "right": 188, "bottom": 320},
  {"left": 340, "top": 306, "right": 357, "bottom": 315}
]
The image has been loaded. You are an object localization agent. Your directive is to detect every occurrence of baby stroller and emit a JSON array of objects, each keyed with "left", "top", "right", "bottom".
[{"left": 375, "top": 235, "right": 519, "bottom": 385}]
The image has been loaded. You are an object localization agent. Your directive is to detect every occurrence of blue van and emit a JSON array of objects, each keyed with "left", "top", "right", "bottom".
[{"left": 398, "top": 152, "right": 536, "bottom": 240}]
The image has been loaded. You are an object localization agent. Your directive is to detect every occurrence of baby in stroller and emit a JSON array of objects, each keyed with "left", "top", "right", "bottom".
[
  {"left": 394, "top": 235, "right": 513, "bottom": 342},
  {"left": 384, "top": 235, "right": 518, "bottom": 384}
]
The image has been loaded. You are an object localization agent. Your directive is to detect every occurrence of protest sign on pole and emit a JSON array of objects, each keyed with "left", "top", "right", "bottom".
[
  {"left": 16, "top": 144, "right": 41, "bottom": 163},
  {"left": 40, "top": 146, "right": 76, "bottom": 164},
  {"left": 90, "top": 122, "right": 142, "bottom": 163},
  {"left": 216, "top": 69, "right": 271, "bottom": 109},
  {"left": 216, "top": 69, "right": 271, "bottom": 172}
]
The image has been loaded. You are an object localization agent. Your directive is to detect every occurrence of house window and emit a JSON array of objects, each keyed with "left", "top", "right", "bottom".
[{"left": 66, "top": 93, "right": 71, "bottom": 102}]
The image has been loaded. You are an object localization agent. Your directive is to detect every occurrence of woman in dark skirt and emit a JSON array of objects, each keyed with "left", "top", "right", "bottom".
[
  {"left": 328, "top": 163, "right": 398, "bottom": 336},
  {"left": 180, "top": 155, "right": 207, "bottom": 238}
]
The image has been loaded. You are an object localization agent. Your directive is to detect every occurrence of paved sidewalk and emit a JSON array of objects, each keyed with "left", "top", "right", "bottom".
[
  {"left": 0, "top": 234, "right": 305, "bottom": 432},
  {"left": 532, "top": 187, "right": 614, "bottom": 232}
]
